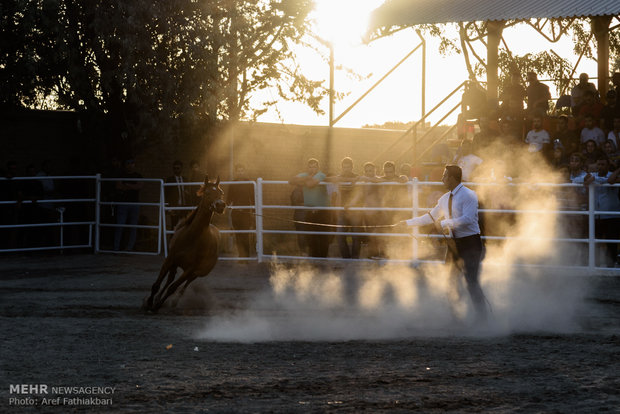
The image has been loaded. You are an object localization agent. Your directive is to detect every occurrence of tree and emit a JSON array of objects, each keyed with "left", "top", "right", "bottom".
[{"left": 0, "top": 0, "right": 326, "bottom": 155}]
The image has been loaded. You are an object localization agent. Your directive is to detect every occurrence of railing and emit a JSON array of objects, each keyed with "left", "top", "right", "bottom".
[{"left": 2, "top": 176, "right": 619, "bottom": 274}]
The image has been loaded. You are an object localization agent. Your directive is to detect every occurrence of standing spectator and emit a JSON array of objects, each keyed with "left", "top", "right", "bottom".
[
  {"left": 399, "top": 163, "right": 413, "bottom": 181},
  {"left": 349, "top": 162, "right": 382, "bottom": 258},
  {"left": 325, "top": 157, "right": 361, "bottom": 259},
  {"left": 580, "top": 115, "right": 606, "bottom": 147},
  {"left": 376, "top": 161, "right": 408, "bottom": 258},
  {"left": 525, "top": 115, "right": 551, "bottom": 155},
  {"left": 526, "top": 71, "right": 551, "bottom": 117},
  {"left": 600, "top": 90, "right": 620, "bottom": 133},
  {"left": 288, "top": 158, "right": 330, "bottom": 258},
  {"left": 571, "top": 73, "right": 598, "bottom": 115},
  {"left": 226, "top": 163, "right": 255, "bottom": 258},
  {"left": 114, "top": 159, "right": 143, "bottom": 251},
  {"left": 455, "top": 140, "right": 483, "bottom": 181},
  {"left": 461, "top": 80, "right": 488, "bottom": 120},
  {"left": 553, "top": 115, "right": 579, "bottom": 156},
  {"left": 165, "top": 160, "right": 189, "bottom": 229},
  {"left": 576, "top": 156, "right": 620, "bottom": 267},
  {"left": 500, "top": 73, "right": 526, "bottom": 110},
  {"left": 602, "top": 140, "right": 620, "bottom": 170}
]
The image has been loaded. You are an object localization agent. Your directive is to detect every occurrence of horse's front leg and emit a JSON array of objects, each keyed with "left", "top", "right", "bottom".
[
  {"left": 146, "top": 259, "right": 174, "bottom": 310},
  {"left": 153, "top": 268, "right": 194, "bottom": 311}
]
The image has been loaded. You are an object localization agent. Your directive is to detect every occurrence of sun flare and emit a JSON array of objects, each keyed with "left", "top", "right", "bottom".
[{"left": 311, "top": 0, "right": 385, "bottom": 47}]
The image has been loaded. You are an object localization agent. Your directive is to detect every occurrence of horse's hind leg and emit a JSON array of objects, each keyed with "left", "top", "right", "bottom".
[
  {"left": 146, "top": 259, "right": 175, "bottom": 310},
  {"left": 153, "top": 268, "right": 194, "bottom": 311},
  {"left": 154, "top": 266, "right": 178, "bottom": 304}
]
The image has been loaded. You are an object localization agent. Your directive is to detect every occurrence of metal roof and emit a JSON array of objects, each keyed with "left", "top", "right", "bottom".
[{"left": 370, "top": 0, "right": 620, "bottom": 30}]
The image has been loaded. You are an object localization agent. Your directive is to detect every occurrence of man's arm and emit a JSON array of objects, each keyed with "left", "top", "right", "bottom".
[
  {"left": 441, "top": 194, "right": 478, "bottom": 230},
  {"left": 402, "top": 199, "right": 443, "bottom": 227}
]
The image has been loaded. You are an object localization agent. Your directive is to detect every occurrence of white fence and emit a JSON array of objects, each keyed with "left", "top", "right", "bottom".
[{"left": 1, "top": 175, "right": 619, "bottom": 274}]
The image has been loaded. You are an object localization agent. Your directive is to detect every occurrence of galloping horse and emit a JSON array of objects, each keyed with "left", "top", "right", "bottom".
[{"left": 145, "top": 175, "right": 226, "bottom": 312}]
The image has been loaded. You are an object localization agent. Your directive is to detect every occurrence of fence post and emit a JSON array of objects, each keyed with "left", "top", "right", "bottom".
[
  {"left": 256, "top": 178, "right": 264, "bottom": 263},
  {"left": 412, "top": 178, "right": 419, "bottom": 262},
  {"left": 95, "top": 173, "right": 101, "bottom": 253},
  {"left": 588, "top": 183, "right": 596, "bottom": 273},
  {"left": 161, "top": 182, "right": 168, "bottom": 257}
]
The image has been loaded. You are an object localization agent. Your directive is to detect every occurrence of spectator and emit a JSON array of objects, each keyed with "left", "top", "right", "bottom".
[
  {"left": 550, "top": 143, "right": 568, "bottom": 169},
  {"left": 600, "top": 90, "right": 620, "bottom": 133},
  {"left": 553, "top": 115, "right": 579, "bottom": 156},
  {"left": 226, "top": 163, "right": 255, "bottom": 258},
  {"left": 577, "top": 90, "right": 604, "bottom": 128},
  {"left": 461, "top": 80, "right": 488, "bottom": 120},
  {"left": 526, "top": 71, "right": 551, "bottom": 117},
  {"left": 568, "top": 152, "right": 587, "bottom": 181},
  {"left": 582, "top": 139, "right": 603, "bottom": 172},
  {"left": 375, "top": 161, "right": 408, "bottom": 258},
  {"left": 607, "top": 116, "right": 620, "bottom": 148},
  {"left": 602, "top": 140, "right": 620, "bottom": 170},
  {"left": 165, "top": 160, "right": 189, "bottom": 229},
  {"left": 580, "top": 115, "right": 606, "bottom": 147},
  {"left": 114, "top": 159, "right": 143, "bottom": 251},
  {"left": 326, "top": 157, "right": 361, "bottom": 259},
  {"left": 571, "top": 73, "right": 598, "bottom": 115},
  {"left": 500, "top": 73, "right": 526, "bottom": 110},
  {"left": 525, "top": 115, "right": 551, "bottom": 155},
  {"left": 399, "top": 163, "right": 413, "bottom": 181},
  {"left": 455, "top": 140, "right": 483, "bottom": 181},
  {"left": 350, "top": 162, "right": 382, "bottom": 258},
  {"left": 577, "top": 156, "right": 620, "bottom": 267},
  {"left": 612, "top": 72, "right": 620, "bottom": 98},
  {"left": 288, "top": 158, "right": 330, "bottom": 258}
]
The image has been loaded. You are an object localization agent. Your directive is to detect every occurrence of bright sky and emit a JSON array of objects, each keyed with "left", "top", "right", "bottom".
[{"left": 253, "top": 0, "right": 599, "bottom": 128}]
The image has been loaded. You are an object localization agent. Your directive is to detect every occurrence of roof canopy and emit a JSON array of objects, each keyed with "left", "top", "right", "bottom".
[{"left": 370, "top": 0, "right": 620, "bottom": 30}]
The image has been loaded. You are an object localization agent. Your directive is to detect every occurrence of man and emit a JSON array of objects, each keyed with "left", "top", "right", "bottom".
[
  {"left": 400, "top": 165, "right": 487, "bottom": 320},
  {"left": 165, "top": 160, "right": 189, "bottom": 228},
  {"left": 553, "top": 115, "right": 579, "bottom": 156},
  {"left": 580, "top": 115, "right": 606, "bottom": 147},
  {"left": 526, "top": 71, "right": 551, "bottom": 117},
  {"left": 575, "top": 156, "right": 620, "bottom": 267},
  {"left": 226, "top": 163, "right": 255, "bottom": 258},
  {"left": 571, "top": 73, "right": 598, "bottom": 115},
  {"left": 376, "top": 161, "right": 408, "bottom": 258},
  {"left": 325, "top": 157, "right": 361, "bottom": 259},
  {"left": 525, "top": 115, "right": 551, "bottom": 156},
  {"left": 114, "top": 159, "right": 143, "bottom": 251},
  {"left": 288, "top": 158, "right": 330, "bottom": 257},
  {"left": 600, "top": 90, "right": 620, "bottom": 133}
]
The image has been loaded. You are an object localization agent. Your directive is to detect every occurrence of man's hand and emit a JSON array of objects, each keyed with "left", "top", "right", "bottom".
[{"left": 440, "top": 219, "right": 451, "bottom": 235}]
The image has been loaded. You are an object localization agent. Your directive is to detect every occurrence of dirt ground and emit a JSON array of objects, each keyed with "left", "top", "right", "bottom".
[{"left": 1, "top": 253, "right": 619, "bottom": 413}]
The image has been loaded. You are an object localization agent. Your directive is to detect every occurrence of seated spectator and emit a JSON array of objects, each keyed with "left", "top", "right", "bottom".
[
  {"left": 608, "top": 116, "right": 620, "bottom": 148},
  {"left": 553, "top": 115, "right": 579, "bottom": 156},
  {"left": 526, "top": 71, "right": 551, "bottom": 117},
  {"left": 582, "top": 139, "right": 603, "bottom": 171},
  {"left": 525, "top": 115, "right": 551, "bottom": 155},
  {"left": 600, "top": 90, "right": 620, "bottom": 133},
  {"left": 577, "top": 90, "right": 604, "bottom": 128},
  {"left": 602, "top": 140, "right": 620, "bottom": 170},
  {"left": 550, "top": 142, "right": 568, "bottom": 169},
  {"left": 571, "top": 73, "right": 598, "bottom": 115},
  {"left": 580, "top": 115, "right": 606, "bottom": 147},
  {"left": 568, "top": 152, "right": 587, "bottom": 181}
]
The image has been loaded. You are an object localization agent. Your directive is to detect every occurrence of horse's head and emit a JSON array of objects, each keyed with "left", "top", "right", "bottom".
[{"left": 196, "top": 175, "right": 226, "bottom": 214}]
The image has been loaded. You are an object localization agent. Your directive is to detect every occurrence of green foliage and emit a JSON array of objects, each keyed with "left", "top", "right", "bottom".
[{"left": 0, "top": 0, "right": 323, "bottom": 151}]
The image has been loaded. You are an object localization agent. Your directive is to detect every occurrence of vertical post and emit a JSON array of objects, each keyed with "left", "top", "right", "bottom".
[
  {"left": 588, "top": 183, "right": 596, "bottom": 272},
  {"left": 326, "top": 42, "right": 335, "bottom": 171},
  {"left": 486, "top": 20, "right": 505, "bottom": 101},
  {"left": 412, "top": 178, "right": 419, "bottom": 262},
  {"left": 256, "top": 177, "right": 264, "bottom": 263},
  {"left": 95, "top": 174, "right": 101, "bottom": 253},
  {"left": 156, "top": 179, "right": 162, "bottom": 255},
  {"left": 417, "top": 30, "right": 426, "bottom": 120},
  {"left": 162, "top": 183, "right": 168, "bottom": 257},
  {"left": 592, "top": 16, "right": 612, "bottom": 98}
]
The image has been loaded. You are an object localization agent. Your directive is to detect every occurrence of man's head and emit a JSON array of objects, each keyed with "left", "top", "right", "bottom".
[
  {"left": 579, "top": 73, "right": 589, "bottom": 84},
  {"left": 341, "top": 157, "right": 353, "bottom": 173},
  {"left": 596, "top": 155, "right": 610, "bottom": 176},
  {"left": 614, "top": 116, "right": 620, "bottom": 131},
  {"left": 442, "top": 165, "right": 462, "bottom": 190},
  {"left": 604, "top": 140, "right": 616, "bottom": 154},
  {"left": 527, "top": 71, "right": 538, "bottom": 83},
  {"left": 382, "top": 161, "right": 396, "bottom": 178},
  {"left": 173, "top": 160, "right": 183, "bottom": 175},
  {"left": 532, "top": 116, "right": 543, "bottom": 131},
  {"left": 307, "top": 158, "right": 320, "bottom": 175},
  {"left": 124, "top": 159, "right": 135, "bottom": 172},
  {"left": 585, "top": 139, "right": 597, "bottom": 153},
  {"left": 363, "top": 162, "right": 376, "bottom": 178},
  {"left": 584, "top": 115, "right": 594, "bottom": 129},
  {"left": 569, "top": 153, "right": 583, "bottom": 171},
  {"left": 557, "top": 115, "right": 569, "bottom": 130},
  {"left": 583, "top": 90, "right": 596, "bottom": 105}
]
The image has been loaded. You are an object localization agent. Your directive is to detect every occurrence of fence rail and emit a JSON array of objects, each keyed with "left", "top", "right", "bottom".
[{"left": 1, "top": 175, "right": 619, "bottom": 274}]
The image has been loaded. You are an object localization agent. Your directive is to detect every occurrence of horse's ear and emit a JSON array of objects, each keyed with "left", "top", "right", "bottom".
[
  {"left": 216, "top": 176, "right": 220, "bottom": 186},
  {"left": 204, "top": 174, "right": 209, "bottom": 184}
]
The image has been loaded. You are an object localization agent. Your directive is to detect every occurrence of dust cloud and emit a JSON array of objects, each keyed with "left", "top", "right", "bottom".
[{"left": 197, "top": 146, "right": 594, "bottom": 342}]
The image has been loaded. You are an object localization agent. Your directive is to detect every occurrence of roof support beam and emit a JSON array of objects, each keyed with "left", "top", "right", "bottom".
[
  {"left": 592, "top": 15, "right": 613, "bottom": 98},
  {"left": 486, "top": 20, "right": 505, "bottom": 100}
]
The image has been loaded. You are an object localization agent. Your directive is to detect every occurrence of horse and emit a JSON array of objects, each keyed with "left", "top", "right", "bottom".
[{"left": 145, "top": 175, "right": 226, "bottom": 312}]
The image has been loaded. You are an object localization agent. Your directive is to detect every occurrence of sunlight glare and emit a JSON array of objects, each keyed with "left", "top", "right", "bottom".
[{"left": 311, "top": 0, "right": 384, "bottom": 48}]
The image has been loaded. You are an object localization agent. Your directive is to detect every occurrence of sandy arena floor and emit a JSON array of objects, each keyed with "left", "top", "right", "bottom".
[{"left": 1, "top": 254, "right": 619, "bottom": 413}]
